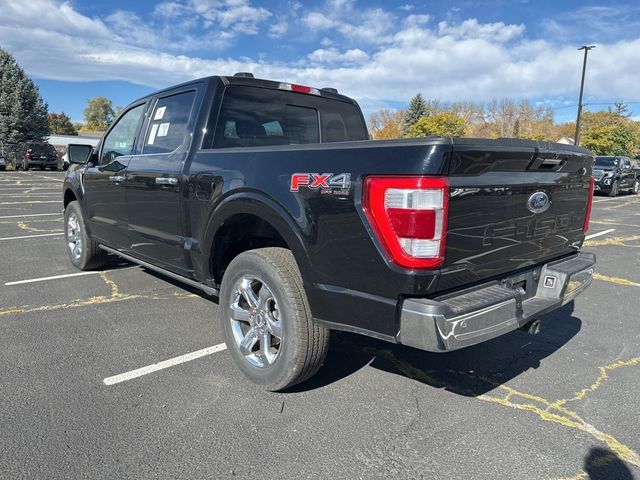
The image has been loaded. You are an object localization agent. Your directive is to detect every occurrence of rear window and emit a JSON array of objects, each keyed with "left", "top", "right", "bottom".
[
  {"left": 211, "top": 85, "right": 367, "bottom": 148},
  {"left": 28, "top": 143, "right": 55, "bottom": 153}
]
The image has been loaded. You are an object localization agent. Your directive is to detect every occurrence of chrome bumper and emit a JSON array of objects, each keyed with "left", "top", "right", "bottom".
[{"left": 398, "top": 252, "right": 596, "bottom": 352}]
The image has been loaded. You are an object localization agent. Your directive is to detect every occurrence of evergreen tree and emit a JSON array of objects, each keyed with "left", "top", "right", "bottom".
[
  {"left": 0, "top": 47, "right": 50, "bottom": 147},
  {"left": 48, "top": 112, "right": 78, "bottom": 135},
  {"left": 402, "top": 93, "right": 427, "bottom": 135}
]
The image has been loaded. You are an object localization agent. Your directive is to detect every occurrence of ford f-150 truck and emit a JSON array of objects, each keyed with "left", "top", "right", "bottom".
[{"left": 63, "top": 73, "right": 596, "bottom": 391}]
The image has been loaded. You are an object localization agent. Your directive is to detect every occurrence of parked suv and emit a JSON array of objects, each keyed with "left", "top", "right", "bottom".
[
  {"left": 12, "top": 142, "right": 58, "bottom": 171},
  {"left": 593, "top": 156, "right": 640, "bottom": 196}
]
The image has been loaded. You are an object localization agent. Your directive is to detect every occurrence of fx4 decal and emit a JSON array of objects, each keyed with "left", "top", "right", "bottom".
[{"left": 290, "top": 173, "right": 351, "bottom": 194}]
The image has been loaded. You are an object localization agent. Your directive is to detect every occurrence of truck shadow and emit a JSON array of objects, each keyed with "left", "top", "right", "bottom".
[
  {"left": 583, "top": 447, "right": 635, "bottom": 479},
  {"left": 291, "top": 301, "right": 581, "bottom": 396}
]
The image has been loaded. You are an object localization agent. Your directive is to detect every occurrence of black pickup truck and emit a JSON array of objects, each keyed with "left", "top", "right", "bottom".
[
  {"left": 593, "top": 155, "right": 640, "bottom": 196},
  {"left": 63, "top": 74, "right": 596, "bottom": 390}
]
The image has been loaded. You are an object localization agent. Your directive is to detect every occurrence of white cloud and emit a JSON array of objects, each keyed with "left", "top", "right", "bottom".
[
  {"left": 302, "top": 12, "right": 337, "bottom": 30},
  {"left": 438, "top": 19, "right": 525, "bottom": 43},
  {"left": 302, "top": 2, "right": 395, "bottom": 44},
  {"left": 399, "top": 4, "right": 414, "bottom": 11},
  {"left": 308, "top": 48, "right": 369, "bottom": 64},
  {"left": 268, "top": 20, "right": 288, "bottom": 38},
  {"left": 188, "top": 0, "right": 271, "bottom": 34},
  {"left": 1, "top": 0, "right": 640, "bottom": 120}
]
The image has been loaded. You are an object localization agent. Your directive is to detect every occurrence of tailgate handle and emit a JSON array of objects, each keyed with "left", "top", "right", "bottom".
[{"left": 156, "top": 177, "right": 178, "bottom": 186}]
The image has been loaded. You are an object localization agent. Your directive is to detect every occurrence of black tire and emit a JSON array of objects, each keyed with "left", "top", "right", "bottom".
[
  {"left": 23, "top": 161, "right": 29, "bottom": 171},
  {"left": 608, "top": 180, "right": 619, "bottom": 197},
  {"left": 219, "top": 247, "right": 330, "bottom": 391},
  {"left": 64, "top": 201, "right": 107, "bottom": 270},
  {"left": 632, "top": 178, "right": 639, "bottom": 195}
]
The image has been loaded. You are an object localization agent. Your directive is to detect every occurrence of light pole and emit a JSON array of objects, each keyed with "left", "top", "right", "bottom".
[{"left": 574, "top": 45, "right": 595, "bottom": 146}]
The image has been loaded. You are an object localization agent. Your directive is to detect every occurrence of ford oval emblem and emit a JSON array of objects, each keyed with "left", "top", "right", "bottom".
[{"left": 527, "top": 191, "right": 550, "bottom": 214}]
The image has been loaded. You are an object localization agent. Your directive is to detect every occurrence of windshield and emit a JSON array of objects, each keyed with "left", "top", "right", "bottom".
[{"left": 595, "top": 156, "right": 618, "bottom": 168}]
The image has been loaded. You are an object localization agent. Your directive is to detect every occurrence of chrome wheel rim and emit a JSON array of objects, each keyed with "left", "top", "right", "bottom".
[
  {"left": 229, "top": 276, "right": 283, "bottom": 368},
  {"left": 634, "top": 180, "right": 639, "bottom": 194},
  {"left": 66, "top": 212, "right": 82, "bottom": 260}
]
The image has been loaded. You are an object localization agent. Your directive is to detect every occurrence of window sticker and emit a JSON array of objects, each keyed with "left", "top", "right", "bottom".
[
  {"left": 157, "top": 122, "right": 170, "bottom": 137},
  {"left": 154, "top": 106, "right": 166, "bottom": 120},
  {"left": 148, "top": 124, "right": 159, "bottom": 144}
]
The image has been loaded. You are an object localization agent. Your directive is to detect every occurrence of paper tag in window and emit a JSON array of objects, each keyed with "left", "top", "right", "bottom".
[
  {"left": 148, "top": 124, "right": 159, "bottom": 144},
  {"left": 158, "top": 122, "right": 170, "bottom": 137},
  {"left": 154, "top": 106, "right": 166, "bottom": 120}
]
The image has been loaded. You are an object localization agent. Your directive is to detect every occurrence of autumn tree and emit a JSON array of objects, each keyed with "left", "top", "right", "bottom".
[
  {"left": 83, "top": 96, "right": 114, "bottom": 131},
  {"left": 0, "top": 47, "right": 49, "bottom": 146},
  {"left": 581, "top": 110, "right": 638, "bottom": 155},
  {"left": 368, "top": 109, "right": 404, "bottom": 139},
  {"left": 48, "top": 112, "right": 77, "bottom": 135},
  {"left": 406, "top": 112, "right": 467, "bottom": 138}
]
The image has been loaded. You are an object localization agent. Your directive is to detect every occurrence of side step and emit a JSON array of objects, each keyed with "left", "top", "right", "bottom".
[{"left": 99, "top": 245, "right": 219, "bottom": 297}]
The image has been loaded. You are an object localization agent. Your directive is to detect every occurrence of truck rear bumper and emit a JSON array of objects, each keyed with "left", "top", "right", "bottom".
[{"left": 398, "top": 252, "right": 596, "bottom": 352}]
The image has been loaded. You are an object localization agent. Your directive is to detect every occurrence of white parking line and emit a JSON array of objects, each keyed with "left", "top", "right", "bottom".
[
  {"left": 585, "top": 228, "right": 616, "bottom": 240},
  {"left": 0, "top": 232, "right": 63, "bottom": 241},
  {"left": 103, "top": 343, "right": 228, "bottom": 385},
  {"left": 4, "top": 267, "right": 135, "bottom": 286},
  {"left": 0, "top": 200, "right": 60, "bottom": 204},
  {"left": 593, "top": 196, "right": 637, "bottom": 203},
  {"left": 0, "top": 213, "right": 60, "bottom": 219}
]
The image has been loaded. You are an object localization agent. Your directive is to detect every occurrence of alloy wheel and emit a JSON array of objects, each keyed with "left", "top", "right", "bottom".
[
  {"left": 229, "top": 276, "right": 283, "bottom": 368},
  {"left": 66, "top": 212, "right": 83, "bottom": 260}
]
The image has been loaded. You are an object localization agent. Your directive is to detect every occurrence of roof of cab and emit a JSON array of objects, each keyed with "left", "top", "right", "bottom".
[{"left": 129, "top": 74, "right": 357, "bottom": 106}]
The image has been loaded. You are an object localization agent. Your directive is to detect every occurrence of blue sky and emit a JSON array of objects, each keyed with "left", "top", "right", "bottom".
[{"left": 2, "top": 0, "right": 640, "bottom": 125}]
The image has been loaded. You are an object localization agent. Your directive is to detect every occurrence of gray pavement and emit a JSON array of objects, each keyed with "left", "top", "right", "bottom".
[{"left": 0, "top": 170, "right": 638, "bottom": 479}]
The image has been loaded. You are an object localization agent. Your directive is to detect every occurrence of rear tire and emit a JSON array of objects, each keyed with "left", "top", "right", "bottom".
[
  {"left": 64, "top": 201, "right": 107, "bottom": 270},
  {"left": 608, "top": 180, "right": 619, "bottom": 197},
  {"left": 219, "top": 247, "right": 330, "bottom": 391}
]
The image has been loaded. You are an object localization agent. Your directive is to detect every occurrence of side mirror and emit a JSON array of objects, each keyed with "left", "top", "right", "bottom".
[{"left": 67, "top": 144, "right": 93, "bottom": 165}]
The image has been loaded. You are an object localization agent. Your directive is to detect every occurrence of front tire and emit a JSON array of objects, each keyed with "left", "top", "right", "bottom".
[
  {"left": 219, "top": 248, "right": 330, "bottom": 391},
  {"left": 608, "top": 180, "right": 619, "bottom": 197},
  {"left": 632, "top": 178, "right": 639, "bottom": 195},
  {"left": 64, "top": 201, "right": 107, "bottom": 270}
]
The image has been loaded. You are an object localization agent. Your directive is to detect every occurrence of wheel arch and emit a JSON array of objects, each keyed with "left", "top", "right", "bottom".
[{"left": 203, "top": 192, "right": 312, "bottom": 287}]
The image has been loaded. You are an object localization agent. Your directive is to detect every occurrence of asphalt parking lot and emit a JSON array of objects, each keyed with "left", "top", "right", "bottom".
[{"left": 0, "top": 170, "right": 638, "bottom": 480}]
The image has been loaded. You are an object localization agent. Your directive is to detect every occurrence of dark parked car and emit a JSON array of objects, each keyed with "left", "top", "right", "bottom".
[
  {"left": 62, "top": 74, "right": 596, "bottom": 390},
  {"left": 11, "top": 142, "right": 58, "bottom": 171},
  {"left": 593, "top": 156, "right": 640, "bottom": 196}
]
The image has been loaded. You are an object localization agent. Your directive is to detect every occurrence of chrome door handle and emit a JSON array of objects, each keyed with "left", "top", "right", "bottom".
[
  {"left": 155, "top": 177, "right": 178, "bottom": 186},
  {"left": 109, "top": 175, "right": 126, "bottom": 183}
]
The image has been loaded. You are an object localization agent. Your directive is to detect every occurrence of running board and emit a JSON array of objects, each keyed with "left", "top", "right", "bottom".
[{"left": 99, "top": 245, "right": 219, "bottom": 297}]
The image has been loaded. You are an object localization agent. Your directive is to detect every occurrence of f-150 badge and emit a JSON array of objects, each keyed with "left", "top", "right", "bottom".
[{"left": 290, "top": 173, "right": 351, "bottom": 194}]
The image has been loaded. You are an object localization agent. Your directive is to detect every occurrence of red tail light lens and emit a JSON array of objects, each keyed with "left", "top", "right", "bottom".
[
  {"left": 583, "top": 176, "right": 595, "bottom": 233},
  {"left": 363, "top": 176, "right": 449, "bottom": 269}
]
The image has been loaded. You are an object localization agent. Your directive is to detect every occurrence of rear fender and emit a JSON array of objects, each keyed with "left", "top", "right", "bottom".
[{"left": 199, "top": 192, "right": 312, "bottom": 285}]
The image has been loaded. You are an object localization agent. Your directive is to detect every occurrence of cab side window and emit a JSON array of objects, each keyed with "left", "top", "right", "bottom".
[
  {"left": 143, "top": 91, "right": 196, "bottom": 154},
  {"left": 100, "top": 104, "right": 145, "bottom": 165}
]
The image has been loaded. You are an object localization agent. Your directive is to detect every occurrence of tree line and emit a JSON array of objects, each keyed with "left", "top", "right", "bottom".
[
  {"left": 369, "top": 93, "right": 640, "bottom": 156},
  {"left": 1, "top": 47, "right": 120, "bottom": 147}
]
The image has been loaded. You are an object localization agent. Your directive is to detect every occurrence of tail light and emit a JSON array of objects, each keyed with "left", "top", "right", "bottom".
[
  {"left": 25, "top": 151, "right": 31, "bottom": 158},
  {"left": 363, "top": 176, "right": 449, "bottom": 269},
  {"left": 583, "top": 176, "right": 595, "bottom": 233},
  {"left": 278, "top": 82, "right": 321, "bottom": 96}
]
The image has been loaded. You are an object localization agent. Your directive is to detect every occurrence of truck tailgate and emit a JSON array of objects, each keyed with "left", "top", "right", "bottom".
[{"left": 438, "top": 140, "right": 594, "bottom": 292}]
